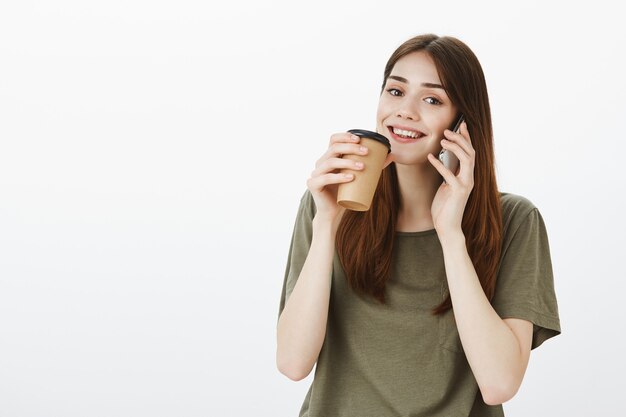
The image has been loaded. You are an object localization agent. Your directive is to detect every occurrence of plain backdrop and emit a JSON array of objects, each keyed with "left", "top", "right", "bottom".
[{"left": 1, "top": 0, "right": 625, "bottom": 416}]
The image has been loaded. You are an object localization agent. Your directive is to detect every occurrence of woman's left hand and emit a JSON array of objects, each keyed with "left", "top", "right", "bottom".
[{"left": 427, "top": 121, "right": 475, "bottom": 240}]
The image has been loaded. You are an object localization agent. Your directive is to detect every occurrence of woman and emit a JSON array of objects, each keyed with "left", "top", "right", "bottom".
[{"left": 276, "top": 34, "right": 561, "bottom": 417}]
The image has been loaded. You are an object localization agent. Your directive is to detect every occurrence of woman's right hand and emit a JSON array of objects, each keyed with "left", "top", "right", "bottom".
[{"left": 306, "top": 132, "right": 370, "bottom": 224}]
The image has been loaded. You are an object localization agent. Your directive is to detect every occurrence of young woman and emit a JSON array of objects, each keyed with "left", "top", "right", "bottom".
[{"left": 276, "top": 34, "right": 561, "bottom": 417}]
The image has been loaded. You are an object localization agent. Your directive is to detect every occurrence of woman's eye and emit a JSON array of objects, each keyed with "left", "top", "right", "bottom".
[
  {"left": 425, "top": 97, "right": 442, "bottom": 105},
  {"left": 386, "top": 88, "right": 402, "bottom": 97}
]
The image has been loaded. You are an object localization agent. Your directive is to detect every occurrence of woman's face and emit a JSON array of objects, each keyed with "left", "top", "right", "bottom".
[{"left": 376, "top": 51, "right": 458, "bottom": 166}]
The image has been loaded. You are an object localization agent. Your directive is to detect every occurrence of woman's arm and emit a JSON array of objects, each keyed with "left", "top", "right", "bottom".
[
  {"left": 440, "top": 232, "right": 533, "bottom": 406},
  {"left": 277, "top": 131, "right": 393, "bottom": 381},
  {"left": 276, "top": 216, "right": 339, "bottom": 381},
  {"left": 427, "top": 123, "right": 534, "bottom": 405}
]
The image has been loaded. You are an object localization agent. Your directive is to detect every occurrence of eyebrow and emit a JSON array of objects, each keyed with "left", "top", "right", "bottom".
[{"left": 388, "top": 75, "right": 445, "bottom": 90}]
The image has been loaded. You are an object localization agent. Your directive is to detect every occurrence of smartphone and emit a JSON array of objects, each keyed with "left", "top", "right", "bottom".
[{"left": 438, "top": 115, "right": 465, "bottom": 182}]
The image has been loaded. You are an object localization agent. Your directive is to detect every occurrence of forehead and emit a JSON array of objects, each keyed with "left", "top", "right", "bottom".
[{"left": 389, "top": 51, "right": 440, "bottom": 84}]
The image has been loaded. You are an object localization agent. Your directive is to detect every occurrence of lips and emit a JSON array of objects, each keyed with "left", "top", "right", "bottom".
[{"left": 387, "top": 126, "right": 427, "bottom": 143}]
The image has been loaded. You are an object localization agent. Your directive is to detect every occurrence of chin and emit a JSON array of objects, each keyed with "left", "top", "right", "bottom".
[
  {"left": 389, "top": 154, "right": 417, "bottom": 165},
  {"left": 392, "top": 153, "right": 434, "bottom": 166}
]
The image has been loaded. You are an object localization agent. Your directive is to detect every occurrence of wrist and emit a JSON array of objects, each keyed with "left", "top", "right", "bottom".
[
  {"left": 312, "top": 214, "right": 342, "bottom": 236},
  {"left": 438, "top": 230, "right": 466, "bottom": 249}
]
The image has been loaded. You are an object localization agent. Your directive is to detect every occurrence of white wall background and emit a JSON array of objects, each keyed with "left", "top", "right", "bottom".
[{"left": 1, "top": 0, "right": 624, "bottom": 416}]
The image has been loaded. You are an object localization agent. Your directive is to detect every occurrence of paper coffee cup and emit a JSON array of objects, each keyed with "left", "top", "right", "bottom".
[{"left": 337, "top": 129, "right": 391, "bottom": 211}]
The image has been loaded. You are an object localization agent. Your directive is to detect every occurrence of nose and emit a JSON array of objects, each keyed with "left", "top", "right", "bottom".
[{"left": 396, "top": 100, "right": 420, "bottom": 121}]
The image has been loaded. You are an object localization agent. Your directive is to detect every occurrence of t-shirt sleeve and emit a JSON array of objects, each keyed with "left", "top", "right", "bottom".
[
  {"left": 277, "top": 190, "right": 316, "bottom": 323},
  {"left": 491, "top": 206, "right": 561, "bottom": 350}
]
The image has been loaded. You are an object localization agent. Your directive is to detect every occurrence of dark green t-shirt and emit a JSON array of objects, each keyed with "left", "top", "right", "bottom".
[{"left": 278, "top": 190, "right": 561, "bottom": 417}]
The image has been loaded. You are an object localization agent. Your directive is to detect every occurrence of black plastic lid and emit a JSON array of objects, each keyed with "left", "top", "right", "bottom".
[{"left": 348, "top": 129, "right": 391, "bottom": 153}]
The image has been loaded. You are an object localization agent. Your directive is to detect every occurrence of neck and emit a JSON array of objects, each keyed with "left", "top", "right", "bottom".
[{"left": 394, "top": 162, "right": 442, "bottom": 232}]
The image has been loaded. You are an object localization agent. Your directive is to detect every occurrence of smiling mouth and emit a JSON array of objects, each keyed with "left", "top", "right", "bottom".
[{"left": 388, "top": 126, "right": 426, "bottom": 140}]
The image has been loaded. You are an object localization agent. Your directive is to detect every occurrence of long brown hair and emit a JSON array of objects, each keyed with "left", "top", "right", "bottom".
[{"left": 336, "top": 34, "right": 503, "bottom": 315}]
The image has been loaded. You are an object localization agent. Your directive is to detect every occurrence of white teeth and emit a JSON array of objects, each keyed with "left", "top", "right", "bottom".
[{"left": 392, "top": 127, "right": 422, "bottom": 138}]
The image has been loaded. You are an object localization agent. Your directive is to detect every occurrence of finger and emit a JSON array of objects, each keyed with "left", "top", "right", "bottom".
[
  {"left": 307, "top": 172, "right": 355, "bottom": 192},
  {"left": 440, "top": 138, "right": 470, "bottom": 164},
  {"left": 443, "top": 129, "right": 473, "bottom": 157},
  {"left": 329, "top": 132, "right": 361, "bottom": 146},
  {"left": 427, "top": 153, "right": 457, "bottom": 186},
  {"left": 446, "top": 121, "right": 474, "bottom": 150},
  {"left": 320, "top": 143, "right": 369, "bottom": 163},
  {"left": 460, "top": 121, "right": 472, "bottom": 145},
  {"left": 440, "top": 139, "right": 474, "bottom": 184},
  {"left": 311, "top": 157, "right": 364, "bottom": 177},
  {"left": 442, "top": 133, "right": 476, "bottom": 166}
]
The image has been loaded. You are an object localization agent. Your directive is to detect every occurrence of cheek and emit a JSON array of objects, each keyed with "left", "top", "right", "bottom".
[
  {"left": 429, "top": 118, "right": 449, "bottom": 137},
  {"left": 375, "top": 103, "right": 385, "bottom": 119},
  {"left": 375, "top": 111, "right": 386, "bottom": 128},
  {"left": 376, "top": 97, "right": 392, "bottom": 118}
]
